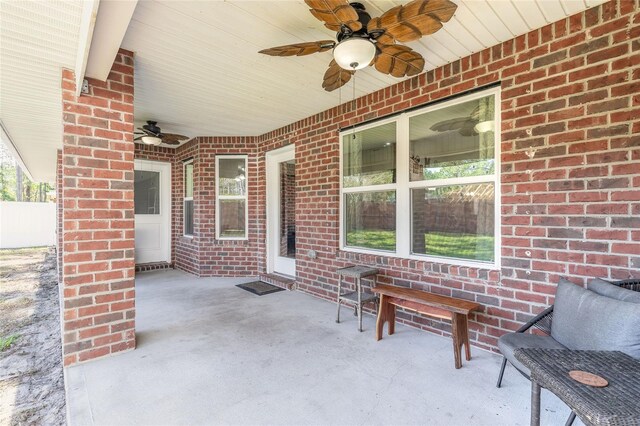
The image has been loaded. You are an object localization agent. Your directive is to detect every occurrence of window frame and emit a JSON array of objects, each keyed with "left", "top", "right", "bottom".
[
  {"left": 215, "top": 154, "right": 249, "bottom": 241},
  {"left": 183, "top": 159, "right": 194, "bottom": 237},
  {"left": 339, "top": 87, "right": 501, "bottom": 269}
]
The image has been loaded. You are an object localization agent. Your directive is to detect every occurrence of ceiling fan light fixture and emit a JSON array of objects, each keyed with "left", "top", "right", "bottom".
[
  {"left": 333, "top": 37, "right": 376, "bottom": 70},
  {"left": 141, "top": 135, "right": 162, "bottom": 146},
  {"left": 474, "top": 120, "right": 495, "bottom": 134}
]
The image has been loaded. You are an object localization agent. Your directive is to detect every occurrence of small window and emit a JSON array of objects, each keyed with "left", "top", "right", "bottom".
[
  {"left": 216, "top": 155, "right": 248, "bottom": 239},
  {"left": 184, "top": 160, "right": 194, "bottom": 236}
]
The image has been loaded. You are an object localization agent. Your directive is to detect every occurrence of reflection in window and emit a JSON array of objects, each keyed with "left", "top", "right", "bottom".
[
  {"left": 216, "top": 156, "right": 248, "bottom": 239},
  {"left": 345, "top": 191, "right": 396, "bottom": 252},
  {"left": 134, "top": 170, "right": 160, "bottom": 215},
  {"left": 184, "top": 161, "right": 194, "bottom": 236},
  {"left": 411, "top": 184, "right": 495, "bottom": 262},
  {"left": 343, "top": 122, "right": 396, "bottom": 188},
  {"left": 280, "top": 160, "right": 295, "bottom": 258},
  {"left": 410, "top": 95, "right": 495, "bottom": 181}
]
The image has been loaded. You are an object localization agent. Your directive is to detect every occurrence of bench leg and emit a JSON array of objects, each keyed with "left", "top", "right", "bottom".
[
  {"left": 387, "top": 302, "right": 396, "bottom": 336},
  {"left": 376, "top": 294, "right": 387, "bottom": 341},
  {"left": 451, "top": 313, "right": 464, "bottom": 369}
]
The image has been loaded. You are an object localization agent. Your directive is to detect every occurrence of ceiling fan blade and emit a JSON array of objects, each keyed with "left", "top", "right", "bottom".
[
  {"left": 161, "top": 133, "right": 190, "bottom": 144},
  {"left": 305, "top": 0, "right": 362, "bottom": 32},
  {"left": 259, "top": 40, "right": 335, "bottom": 57},
  {"left": 322, "top": 59, "right": 354, "bottom": 92},
  {"left": 368, "top": 0, "right": 457, "bottom": 44},
  {"left": 430, "top": 117, "right": 471, "bottom": 132},
  {"left": 374, "top": 45, "right": 425, "bottom": 78}
]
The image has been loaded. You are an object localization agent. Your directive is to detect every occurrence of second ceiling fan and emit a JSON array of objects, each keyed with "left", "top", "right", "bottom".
[{"left": 259, "top": 0, "right": 457, "bottom": 91}]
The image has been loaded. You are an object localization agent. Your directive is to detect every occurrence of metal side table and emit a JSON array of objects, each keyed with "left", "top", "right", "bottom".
[{"left": 336, "top": 265, "right": 379, "bottom": 332}]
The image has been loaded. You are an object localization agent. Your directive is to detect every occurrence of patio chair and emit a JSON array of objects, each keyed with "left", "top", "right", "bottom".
[{"left": 495, "top": 278, "right": 640, "bottom": 426}]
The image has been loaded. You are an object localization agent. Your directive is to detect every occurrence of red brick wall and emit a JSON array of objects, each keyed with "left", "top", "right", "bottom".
[
  {"left": 129, "top": 0, "right": 638, "bottom": 353},
  {"left": 60, "top": 49, "right": 136, "bottom": 365},
  {"left": 134, "top": 137, "right": 260, "bottom": 276},
  {"left": 253, "top": 0, "right": 640, "bottom": 350}
]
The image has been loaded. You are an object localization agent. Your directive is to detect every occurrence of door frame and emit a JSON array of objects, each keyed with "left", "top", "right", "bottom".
[
  {"left": 134, "top": 159, "right": 171, "bottom": 264},
  {"left": 266, "top": 144, "right": 295, "bottom": 276}
]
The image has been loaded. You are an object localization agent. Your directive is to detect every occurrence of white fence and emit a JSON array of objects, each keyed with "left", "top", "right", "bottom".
[{"left": 0, "top": 201, "right": 56, "bottom": 249}]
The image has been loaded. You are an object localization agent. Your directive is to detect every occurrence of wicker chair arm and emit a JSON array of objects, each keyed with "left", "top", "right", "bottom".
[{"left": 515, "top": 305, "right": 554, "bottom": 333}]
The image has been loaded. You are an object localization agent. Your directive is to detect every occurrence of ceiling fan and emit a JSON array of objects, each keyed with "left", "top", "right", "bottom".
[
  {"left": 430, "top": 100, "right": 495, "bottom": 136},
  {"left": 134, "top": 121, "right": 191, "bottom": 146},
  {"left": 259, "top": 0, "right": 457, "bottom": 91}
]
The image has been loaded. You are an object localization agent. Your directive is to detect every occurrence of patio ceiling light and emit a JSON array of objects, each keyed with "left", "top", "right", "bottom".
[
  {"left": 141, "top": 135, "right": 162, "bottom": 146},
  {"left": 333, "top": 37, "right": 376, "bottom": 71}
]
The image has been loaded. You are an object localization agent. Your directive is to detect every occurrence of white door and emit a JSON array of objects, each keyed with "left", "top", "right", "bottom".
[
  {"left": 266, "top": 145, "right": 296, "bottom": 276},
  {"left": 134, "top": 159, "right": 171, "bottom": 264}
]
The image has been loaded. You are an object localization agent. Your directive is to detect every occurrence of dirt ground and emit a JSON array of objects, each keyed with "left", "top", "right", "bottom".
[{"left": 0, "top": 247, "right": 65, "bottom": 426}]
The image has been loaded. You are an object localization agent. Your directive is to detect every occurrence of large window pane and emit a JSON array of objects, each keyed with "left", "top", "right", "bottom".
[
  {"left": 218, "top": 158, "right": 246, "bottom": 196},
  {"left": 219, "top": 199, "right": 246, "bottom": 238},
  {"left": 134, "top": 170, "right": 159, "bottom": 215},
  {"left": 345, "top": 191, "right": 396, "bottom": 251},
  {"left": 409, "top": 95, "right": 495, "bottom": 181},
  {"left": 184, "top": 200, "right": 194, "bottom": 236},
  {"left": 411, "top": 184, "right": 494, "bottom": 262},
  {"left": 343, "top": 122, "right": 396, "bottom": 188},
  {"left": 185, "top": 162, "right": 193, "bottom": 198}
]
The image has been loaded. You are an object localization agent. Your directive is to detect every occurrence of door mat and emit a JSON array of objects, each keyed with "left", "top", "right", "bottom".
[{"left": 236, "top": 281, "right": 285, "bottom": 296}]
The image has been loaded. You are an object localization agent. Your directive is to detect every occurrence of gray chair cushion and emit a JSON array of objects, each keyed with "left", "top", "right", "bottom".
[
  {"left": 498, "top": 333, "right": 566, "bottom": 376},
  {"left": 587, "top": 278, "right": 640, "bottom": 303},
  {"left": 551, "top": 278, "right": 640, "bottom": 358}
]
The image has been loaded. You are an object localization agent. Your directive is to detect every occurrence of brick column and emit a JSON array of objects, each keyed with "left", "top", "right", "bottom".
[{"left": 60, "top": 49, "right": 135, "bottom": 366}]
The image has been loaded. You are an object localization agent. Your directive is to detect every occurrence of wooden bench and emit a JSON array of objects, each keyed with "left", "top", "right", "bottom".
[{"left": 372, "top": 284, "right": 481, "bottom": 369}]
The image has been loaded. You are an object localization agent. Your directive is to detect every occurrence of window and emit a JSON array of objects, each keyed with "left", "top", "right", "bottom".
[
  {"left": 340, "top": 88, "right": 500, "bottom": 267},
  {"left": 184, "top": 160, "right": 194, "bottom": 236},
  {"left": 134, "top": 170, "right": 160, "bottom": 214},
  {"left": 216, "top": 155, "right": 248, "bottom": 239}
]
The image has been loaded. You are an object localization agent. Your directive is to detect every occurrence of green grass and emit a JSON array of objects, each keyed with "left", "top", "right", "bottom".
[
  {"left": 346, "top": 230, "right": 396, "bottom": 251},
  {"left": 346, "top": 230, "right": 494, "bottom": 261},
  {"left": 424, "top": 232, "right": 494, "bottom": 262},
  {"left": 0, "top": 334, "right": 19, "bottom": 351}
]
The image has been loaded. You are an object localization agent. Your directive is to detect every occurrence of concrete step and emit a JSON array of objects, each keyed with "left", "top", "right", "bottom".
[{"left": 259, "top": 272, "right": 296, "bottom": 291}]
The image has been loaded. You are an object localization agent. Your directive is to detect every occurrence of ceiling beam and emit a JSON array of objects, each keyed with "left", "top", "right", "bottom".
[
  {"left": 75, "top": 0, "right": 100, "bottom": 97},
  {"left": 84, "top": 0, "right": 138, "bottom": 82}
]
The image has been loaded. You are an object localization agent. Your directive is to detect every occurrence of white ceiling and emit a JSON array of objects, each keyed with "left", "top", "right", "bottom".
[
  {"left": 0, "top": 0, "right": 608, "bottom": 181},
  {"left": 0, "top": 0, "right": 83, "bottom": 181}
]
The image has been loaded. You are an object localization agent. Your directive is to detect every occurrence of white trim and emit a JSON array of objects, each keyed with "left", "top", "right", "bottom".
[
  {"left": 339, "top": 86, "right": 501, "bottom": 270},
  {"left": 266, "top": 144, "right": 296, "bottom": 276},
  {"left": 183, "top": 159, "right": 193, "bottom": 237},
  {"left": 74, "top": 0, "right": 100, "bottom": 96},
  {"left": 215, "top": 155, "right": 249, "bottom": 240}
]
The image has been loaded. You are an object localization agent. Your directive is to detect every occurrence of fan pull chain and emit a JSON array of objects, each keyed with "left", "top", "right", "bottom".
[{"left": 351, "top": 66, "right": 357, "bottom": 138}]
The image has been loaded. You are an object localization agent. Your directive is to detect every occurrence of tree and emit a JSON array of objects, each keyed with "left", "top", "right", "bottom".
[{"left": 0, "top": 143, "right": 53, "bottom": 202}]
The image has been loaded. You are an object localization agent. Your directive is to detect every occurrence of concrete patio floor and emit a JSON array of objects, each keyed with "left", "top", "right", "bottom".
[{"left": 65, "top": 269, "right": 577, "bottom": 425}]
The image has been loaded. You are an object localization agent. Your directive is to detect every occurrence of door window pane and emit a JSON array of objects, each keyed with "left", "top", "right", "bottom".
[
  {"left": 219, "top": 199, "right": 245, "bottom": 238},
  {"left": 345, "top": 191, "right": 396, "bottom": 251},
  {"left": 411, "top": 184, "right": 495, "bottom": 262},
  {"left": 218, "top": 158, "right": 246, "bottom": 196},
  {"left": 280, "top": 160, "right": 295, "bottom": 258},
  {"left": 343, "top": 122, "right": 396, "bottom": 188},
  {"left": 409, "top": 95, "right": 495, "bottom": 181},
  {"left": 134, "top": 170, "right": 160, "bottom": 215}
]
